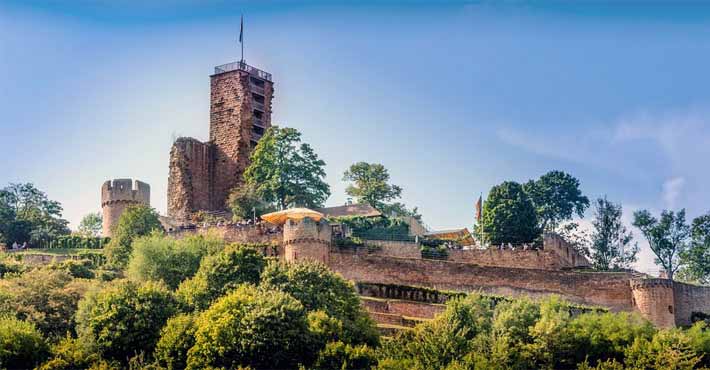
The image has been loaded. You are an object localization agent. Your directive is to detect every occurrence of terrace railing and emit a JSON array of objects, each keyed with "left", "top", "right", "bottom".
[{"left": 214, "top": 61, "right": 272, "bottom": 82}]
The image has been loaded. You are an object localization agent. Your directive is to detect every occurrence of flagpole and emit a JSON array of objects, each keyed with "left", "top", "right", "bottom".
[{"left": 240, "top": 15, "right": 244, "bottom": 63}]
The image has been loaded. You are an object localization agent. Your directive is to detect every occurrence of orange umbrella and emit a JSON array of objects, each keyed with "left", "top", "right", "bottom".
[{"left": 261, "top": 208, "right": 324, "bottom": 225}]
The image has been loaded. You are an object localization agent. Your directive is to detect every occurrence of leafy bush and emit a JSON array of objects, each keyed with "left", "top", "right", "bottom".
[
  {"left": 46, "top": 235, "right": 110, "bottom": 249},
  {"left": 127, "top": 233, "right": 207, "bottom": 289},
  {"left": 0, "top": 269, "right": 98, "bottom": 338},
  {"left": 104, "top": 205, "right": 163, "bottom": 268},
  {"left": 49, "top": 259, "right": 96, "bottom": 279},
  {"left": 76, "top": 280, "right": 178, "bottom": 363},
  {"left": 261, "top": 261, "right": 379, "bottom": 346},
  {"left": 154, "top": 314, "right": 197, "bottom": 370},
  {"left": 186, "top": 284, "right": 313, "bottom": 370},
  {"left": 0, "top": 316, "right": 50, "bottom": 368},
  {"left": 0, "top": 253, "right": 24, "bottom": 277},
  {"left": 176, "top": 243, "right": 266, "bottom": 311},
  {"left": 313, "top": 341, "right": 378, "bottom": 370},
  {"left": 36, "top": 335, "right": 105, "bottom": 370},
  {"left": 332, "top": 215, "right": 412, "bottom": 241}
]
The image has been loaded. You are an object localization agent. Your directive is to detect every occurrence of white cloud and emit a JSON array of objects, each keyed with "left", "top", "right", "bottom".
[{"left": 662, "top": 177, "right": 685, "bottom": 210}]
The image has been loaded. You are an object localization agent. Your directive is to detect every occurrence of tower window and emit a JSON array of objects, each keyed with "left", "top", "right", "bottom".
[{"left": 252, "top": 93, "right": 265, "bottom": 104}]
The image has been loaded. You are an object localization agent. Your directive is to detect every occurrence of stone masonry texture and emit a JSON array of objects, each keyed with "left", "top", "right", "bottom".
[
  {"left": 101, "top": 179, "right": 150, "bottom": 237},
  {"left": 167, "top": 67, "right": 273, "bottom": 221}
]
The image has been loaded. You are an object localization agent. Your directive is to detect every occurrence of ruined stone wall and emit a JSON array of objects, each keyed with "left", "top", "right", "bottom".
[
  {"left": 630, "top": 279, "right": 676, "bottom": 328},
  {"left": 101, "top": 179, "right": 150, "bottom": 237},
  {"left": 167, "top": 138, "right": 213, "bottom": 220},
  {"left": 169, "top": 224, "right": 282, "bottom": 247},
  {"left": 209, "top": 70, "right": 260, "bottom": 212},
  {"left": 283, "top": 218, "right": 331, "bottom": 264},
  {"left": 328, "top": 252, "right": 638, "bottom": 311},
  {"left": 673, "top": 281, "right": 710, "bottom": 326},
  {"left": 365, "top": 240, "right": 421, "bottom": 259},
  {"left": 543, "top": 234, "right": 592, "bottom": 268}
]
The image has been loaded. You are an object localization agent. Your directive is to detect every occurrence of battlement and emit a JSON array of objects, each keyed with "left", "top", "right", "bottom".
[
  {"left": 101, "top": 179, "right": 150, "bottom": 206},
  {"left": 630, "top": 278, "right": 674, "bottom": 290},
  {"left": 283, "top": 217, "right": 331, "bottom": 264}
]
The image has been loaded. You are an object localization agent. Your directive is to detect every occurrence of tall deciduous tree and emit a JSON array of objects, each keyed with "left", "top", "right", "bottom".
[
  {"left": 589, "top": 197, "right": 638, "bottom": 270},
  {"left": 633, "top": 209, "right": 691, "bottom": 281},
  {"left": 104, "top": 205, "right": 163, "bottom": 268},
  {"left": 677, "top": 213, "right": 710, "bottom": 284},
  {"left": 481, "top": 181, "right": 540, "bottom": 245},
  {"left": 77, "top": 212, "right": 102, "bottom": 237},
  {"left": 0, "top": 183, "right": 69, "bottom": 245},
  {"left": 343, "top": 162, "right": 402, "bottom": 210},
  {"left": 244, "top": 126, "right": 330, "bottom": 210},
  {"left": 523, "top": 171, "right": 590, "bottom": 232}
]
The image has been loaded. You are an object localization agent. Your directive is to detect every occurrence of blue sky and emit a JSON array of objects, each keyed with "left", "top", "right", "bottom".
[{"left": 3, "top": 1, "right": 710, "bottom": 274}]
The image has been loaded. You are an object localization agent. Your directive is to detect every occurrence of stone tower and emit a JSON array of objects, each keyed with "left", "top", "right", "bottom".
[
  {"left": 167, "top": 61, "right": 274, "bottom": 221},
  {"left": 283, "top": 217, "right": 332, "bottom": 264},
  {"left": 630, "top": 279, "right": 676, "bottom": 328},
  {"left": 101, "top": 179, "right": 150, "bottom": 237}
]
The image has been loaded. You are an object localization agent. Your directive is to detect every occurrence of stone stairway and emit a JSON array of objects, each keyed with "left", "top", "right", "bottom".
[{"left": 360, "top": 295, "right": 445, "bottom": 336}]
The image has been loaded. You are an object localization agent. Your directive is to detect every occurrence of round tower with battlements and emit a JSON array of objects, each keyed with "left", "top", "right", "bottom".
[
  {"left": 283, "top": 217, "right": 332, "bottom": 264},
  {"left": 101, "top": 179, "right": 150, "bottom": 237},
  {"left": 630, "top": 278, "right": 676, "bottom": 328}
]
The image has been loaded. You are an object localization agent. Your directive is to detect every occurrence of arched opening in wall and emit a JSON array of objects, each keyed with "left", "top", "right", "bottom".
[{"left": 669, "top": 305, "right": 674, "bottom": 314}]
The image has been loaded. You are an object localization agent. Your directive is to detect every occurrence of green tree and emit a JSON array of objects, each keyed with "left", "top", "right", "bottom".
[
  {"left": 154, "top": 314, "right": 197, "bottom": 370},
  {"left": 0, "top": 269, "right": 98, "bottom": 338},
  {"left": 589, "top": 197, "right": 638, "bottom": 270},
  {"left": 0, "top": 183, "right": 70, "bottom": 246},
  {"left": 76, "top": 280, "right": 178, "bottom": 363},
  {"left": 104, "top": 205, "right": 163, "bottom": 268},
  {"left": 244, "top": 126, "right": 330, "bottom": 209},
  {"left": 343, "top": 162, "right": 402, "bottom": 210},
  {"left": 481, "top": 181, "right": 540, "bottom": 245},
  {"left": 227, "top": 182, "right": 274, "bottom": 221},
  {"left": 677, "top": 213, "right": 710, "bottom": 284},
  {"left": 0, "top": 316, "right": 50, "bottom": 368},
  {"left": 523, "top": 171, "right": 590, "bottom": 232},
  {"left": 127, "top": 232, "right": 207, "bottom": 290},
  {"left": 186, "top": 284, "right": 314, "bottom": 370},
  {"left": 261, "top": 261, "right": 379, "bottom": 346},
  {"left": 77, "top": 212, "right": 103, "bottom": 237},
  {"left": 176, "top": 243, "right": 266, "bottom": 311},
  {"left": 633, "top": 209, "right": 691, "bottom": 281}
]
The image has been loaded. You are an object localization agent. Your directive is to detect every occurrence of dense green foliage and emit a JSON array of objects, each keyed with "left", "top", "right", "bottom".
[
  {"left": 523, "top": 171, "right": 590, "bottom": 232},
  {"left": 633, "top": 209, "right": 691, "bottom": 280},
  {"left": 154, "top": 314, "right": 197, "bottom": 370},
  {"left": 176, "top": 243, "right": 266, "bottom": 310},
  {"left": 227, "top": 182, "right": 275, "bottom": 221},
  {"left": 127, "top": 233, "right": 212, "bottom": 289},
  {"left": 0, "top": 316, "right": 50, "bottom": 368},
  {"left": 75, "top": 280, "right": 178, "bottom": 363},
  {"left": 678, "top": 213, "right": 710, "bottom": 284},
  {"left": 186, "top": 284, "right": 313, "bottom": 369},
  {"left": 343, "top": 162, "right": 403, "bottom": 210},
  {"left": 77, "top": 212, "right": 103, "bottom": 238},
  {"left": 481, "top": 181, "right": 540, "bottom": 244},
  {"left": 0, "top": 183, "right": 70, "bottom": 246},
  {"left": 0, "top": 268, "right": 97, "bottom": 338},
  {"left": 244, "top": 126, "right": 331, "bottom": 209},
  {"left": 589, "top": 197, "right": 639, "bottom": 270},
  {"left": 378, "top": 294, "right": 710, "bottom": 370},
  {"left": 104, "top": 205, "right": 163, "bottom": 268},
  {"left": 261, "top": 261, "right": 380, "bottom": 346},
  {"left": 332, "top": 215, "right": 412, "bottom": 241},
  {"left": 46, "top": 235, "right": 109, "bottom": 249}
]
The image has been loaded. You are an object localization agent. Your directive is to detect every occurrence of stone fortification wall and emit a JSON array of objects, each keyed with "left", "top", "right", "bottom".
[
  {"left": 328, "top": 252, "right": 638, "bottom": 311},
  {"left": 543, "top": 234, "right": 592, "bottom": 268},
  {"left": 673, "top": 281, "right": 710, "bottom": 326},
  {"left": 630, "top": 279, "right": 676, "bottom": 328},
  {"left": 284, "top": 218, "right": 331, "bottom": 264},
  {"left": 101, "top": 179, "right": 150, "bottom": 237},
  {"left": 169, "top": 224, "right": 282, "bottom": 247},
  {"left": 167, "top": 138, "right": 214, "bottom": 220},
  {"left": 362, "top": 238, "right": 585, "bottom": 271}
]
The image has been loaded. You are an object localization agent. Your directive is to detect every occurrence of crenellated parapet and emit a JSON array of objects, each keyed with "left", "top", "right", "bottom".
[
  {"left": 630, "top": 278, "right": 676, "bottom": 328},
  {"left": 283, "top": 217, "right": 331, "bottom": 264},
  {"left": 101, "top": 179, "right": 150, "bottom": 237}
]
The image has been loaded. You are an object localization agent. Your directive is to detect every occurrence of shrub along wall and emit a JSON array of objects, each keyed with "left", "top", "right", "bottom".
[{"left": 44, "top": 236, "right": 110, "bottom": 249}]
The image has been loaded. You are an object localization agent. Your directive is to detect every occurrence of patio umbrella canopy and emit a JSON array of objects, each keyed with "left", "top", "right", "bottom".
[{"left": 260, "top": 208, "right": 324, "bottom": 226}]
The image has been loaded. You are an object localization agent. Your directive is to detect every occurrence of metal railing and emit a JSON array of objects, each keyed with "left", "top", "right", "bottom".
[{"left": 214, "top": 61, "right": 272, "bottom": 81}]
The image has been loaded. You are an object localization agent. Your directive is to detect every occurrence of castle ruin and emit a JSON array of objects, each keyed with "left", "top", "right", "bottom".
[
  {"left": 167, "top": 61, "right": 274, "bottom": 221},
  {"left": 101, "top": 179, "right": 150, "bottom": 237}
]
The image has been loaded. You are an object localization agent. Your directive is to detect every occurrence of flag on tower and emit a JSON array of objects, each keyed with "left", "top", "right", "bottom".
[
  {"left": 475, "top": 195, "right": 482, "bottom": 221},
  {"left": 239, "top": 15, "right": 244, "bottom": 43}
]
